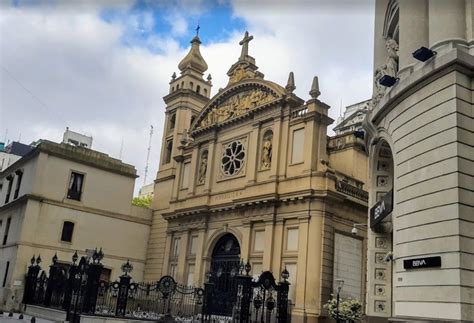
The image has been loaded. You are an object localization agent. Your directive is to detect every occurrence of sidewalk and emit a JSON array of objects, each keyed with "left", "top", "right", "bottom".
[{"left": 0, "top": 312, "right": 55, "bottom": 323}]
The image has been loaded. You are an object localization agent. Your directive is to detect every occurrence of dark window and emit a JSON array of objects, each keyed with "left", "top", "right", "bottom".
[
  {"left": 2, "top": 217, "right": 11, "bottom": 245},
  {"left": 2, "top": 261, "right": 10, "bottom": 287},
  {"left": 169, "top": 114, "right": 176, "bottom": 131},
  {"left": 61, "top": 221, "right": 74, "bottom": 242},
  {"left": 4, "top": 175, "right": 13, "bottom": 204},
  {"left": 13, "top": 170, "right": 23, "bottom": 200},
  {"left": 196, "top": 85, "right": 201, "bottom": 94},
  {"left": 67, "top": 172, "right": 84, "bottom": 201},
  {"left": 164, "top": 140, "right": 173, "bottom": 164}
]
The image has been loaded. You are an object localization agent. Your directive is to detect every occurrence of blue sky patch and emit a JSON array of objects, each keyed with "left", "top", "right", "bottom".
[{"left": 100, "top": 0, "right": 246, "bottom": 52}]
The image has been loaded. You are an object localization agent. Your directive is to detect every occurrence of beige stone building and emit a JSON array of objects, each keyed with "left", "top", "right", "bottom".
[
  {"left": 364, "top": 0, "right": 474, "bottom": 321},
  {"left": 0, "top": 140, "right": 151, "bottom": 311},
  {"left": 145, "top": 32, "right": 370, "bottom": 323}
]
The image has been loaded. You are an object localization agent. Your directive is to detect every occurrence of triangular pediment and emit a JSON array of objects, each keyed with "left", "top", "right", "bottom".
[{"left": 191, "top": 80, "right": 284, "bottom": 133}]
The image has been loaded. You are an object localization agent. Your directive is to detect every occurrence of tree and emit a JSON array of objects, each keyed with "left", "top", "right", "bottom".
[
  {"left": 323, "top": 295, "right": 363, "bottom": 322},
  {"left": 132, "top": 195, "right": 153, "bottom": 208}
]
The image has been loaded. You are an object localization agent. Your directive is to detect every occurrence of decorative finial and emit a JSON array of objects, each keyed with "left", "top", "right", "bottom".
[
  {"left": 207, "top": 73, "right": 212, "bottom": 84},
  {"left": 196, "top": 23, "right": 200, "bottom": 37},
  {"left": 52, "top": 253, "right": 58, "bottom": 264},
  {"left": 309, "top": 76, "right": 321, "bottom": 99},
  {"left": 239, "top": 31, "right": 254, "bottom": 60},
  {"left": 285, "top": 72, "right": 295, "bottom": 93},
  {"left": 171, "top": 72, "right": 176, "bottom": 80},
  {"left": 72, "top": 251, "right": 78, "bottom": 264}
]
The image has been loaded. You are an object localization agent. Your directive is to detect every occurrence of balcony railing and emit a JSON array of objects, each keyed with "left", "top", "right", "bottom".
[{"left": 335, "top": 180, "right": 368, "bottom": 202}]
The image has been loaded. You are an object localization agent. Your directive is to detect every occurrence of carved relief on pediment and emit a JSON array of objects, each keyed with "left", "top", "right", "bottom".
[{"left": 198, "top": 87, "right": 277, "bottom": 129}]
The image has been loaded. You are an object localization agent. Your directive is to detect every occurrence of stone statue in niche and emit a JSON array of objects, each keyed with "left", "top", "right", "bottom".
[
  {"left": 261, "top": 132, "right": 273, "bottom": 169},
  {"left": 198, "top": 151, "right": 208, "bottom": 184},
  {"left": 385, "top": 38, "right": 399, "bottom": 77},
  {"left": 371, "top": 65, "right": 386, "bottom": 107}
]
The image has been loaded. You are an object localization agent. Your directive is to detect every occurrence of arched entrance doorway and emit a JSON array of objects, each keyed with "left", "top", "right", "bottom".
[
  {"left": 208, "top": 233, "right": 241, "bottom": 316},
  {"left": 367, "top": 139, "right": 395, "bottom": 318}
]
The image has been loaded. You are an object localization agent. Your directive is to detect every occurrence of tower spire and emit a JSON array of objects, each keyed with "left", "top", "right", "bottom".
[{"left": 178, "top": 35, "right": 208, "bottom": 75}]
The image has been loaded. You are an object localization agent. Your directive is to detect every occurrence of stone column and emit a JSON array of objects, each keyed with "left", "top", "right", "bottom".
[
  {"left": 429, "top": 0, "right": 467, "bottom": 49},
  {"left": 294, "top": 215, "right": 310, "bottom": 320},
  {"left": 304, "top": 214, "right": 323, "bottom": 318},
  {"left": 162, "top": 232, "right": 173, "bottom": 276},
  {"left": 247, "top": 123, "right": 260, "bottom": 185},
  {"left": 278, "top": 112, "right": 290, "bottom": 179},
  {"left": 271, "top": 220, "right": 284, "bottom": 273},
  {"left": 399, "top": 0, "right": 429, "bottom": 75},
  {"left": 177, "top": 231, "right": 190, "bottom": 284},
  {"left": 195, "top": 227, "right": 207, "bottom": 286},
  {"left": 262, "top": 219, "right": 275, "bottom": 269},
  {"left": 204, "top": 136, "right": 217, "bottom": 193},
  {"left": 240, "top": 222, "right": 252, "bottom": 262},
  {"left": 187, "top": 148, "right": 199, "bottom": 196},
  {"left": 270, "top": 116, "right": 282, "bottom": 179}
]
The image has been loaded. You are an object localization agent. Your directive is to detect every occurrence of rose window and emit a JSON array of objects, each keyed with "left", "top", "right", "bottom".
[{"left": 221, "top": 141, "right": 246, "bottom": 176}]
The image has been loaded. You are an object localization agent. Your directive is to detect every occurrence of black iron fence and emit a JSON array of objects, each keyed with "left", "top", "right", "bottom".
[{"left": 23, "top": 252, "right": 291, "bottom": 323}]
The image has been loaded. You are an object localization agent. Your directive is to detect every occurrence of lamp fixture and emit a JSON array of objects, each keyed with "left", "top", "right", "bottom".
[
  {"left": 379, "top": 75, "right": 398, "bottom": 87},
  {"left": 412, "top": 46, "right": 437, "bottom": 62}
]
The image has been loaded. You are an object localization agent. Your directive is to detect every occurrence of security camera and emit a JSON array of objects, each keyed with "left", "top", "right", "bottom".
[{"left": 351, "top": 227, "right": 358, "bottom": 236}]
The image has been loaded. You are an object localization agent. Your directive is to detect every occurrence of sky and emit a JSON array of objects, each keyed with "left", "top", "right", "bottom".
[{"left": 0, "top": 0, "right": 375, "bottom": 195}]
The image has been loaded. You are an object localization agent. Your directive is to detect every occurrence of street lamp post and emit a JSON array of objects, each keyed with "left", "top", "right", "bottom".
[{"left": 335, "top": 279, "right": 344, "bottom": 323}]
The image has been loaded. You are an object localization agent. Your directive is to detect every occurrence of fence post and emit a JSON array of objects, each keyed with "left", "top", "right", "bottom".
[
  {"left": 44, "top": 254, "right": 60, "bottom": 307},
  {"left": 277, "top": 268, "right": 290, "bottom": 323},
  {"left": 23, "top": 255, "right": 41, "bottom": 304},
  {"left": 235, "top": 260, "right": 253, "bottom": 323},
  {"left": 82, "top": 249, "right": 104, "bottom": 314},
  {"left": 115, "top": 260, "right": 133, "bottom": 317},
  {"left": 63, "top": 251, "right": 79, "bottom": 312}
]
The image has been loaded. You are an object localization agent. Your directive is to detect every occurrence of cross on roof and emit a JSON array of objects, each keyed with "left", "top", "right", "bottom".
[
  {"left": 239, "top": 31, "right": 253, "bottom": 60},
  {"left": 196, "top": 24, "right": 200, "bottom": 36}
]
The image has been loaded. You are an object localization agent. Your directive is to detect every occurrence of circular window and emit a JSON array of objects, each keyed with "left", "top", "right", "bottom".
[{"left": 221, "top": 141, "right": 246, "bottom": 176}]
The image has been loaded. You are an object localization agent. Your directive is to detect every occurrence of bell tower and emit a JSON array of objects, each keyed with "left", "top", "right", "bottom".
[
  {"left": 145, "top": 34, "right": 212, "bottom": 280},
  {"left": 158, "top": 34, "right": 212, "bottom": 176}
]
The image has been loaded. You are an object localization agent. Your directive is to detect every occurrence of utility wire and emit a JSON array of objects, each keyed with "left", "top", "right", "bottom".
[{"left": 1, "top": 65, "right": 67, "bottom": 124}]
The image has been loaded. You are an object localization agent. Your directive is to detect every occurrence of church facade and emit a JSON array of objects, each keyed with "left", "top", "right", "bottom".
[{"left": 145, "top": 32, "right": 370, "bottom": 323}]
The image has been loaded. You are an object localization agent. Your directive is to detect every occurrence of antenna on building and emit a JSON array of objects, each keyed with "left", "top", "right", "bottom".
[
  {"left": 143, "top": 125, "right": 154, "bottom": 185},
  {"left": 339, "top": 98, "right": 343, "bottom": 117},
  {"left": 119, "top": 137, "right": 124, "bottom": 160}
]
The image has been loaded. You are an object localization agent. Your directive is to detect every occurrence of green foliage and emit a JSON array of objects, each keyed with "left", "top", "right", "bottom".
[
  {"left": 132, "top": 195, "right": 153, "bottom": 208},
  {"left": 323, "top": 294, "right": 363, "bottom": 322}
]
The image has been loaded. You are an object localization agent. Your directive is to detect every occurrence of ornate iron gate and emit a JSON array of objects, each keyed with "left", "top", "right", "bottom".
[{"left": 232, "top": 265, "right": 290, "bottom": 323}]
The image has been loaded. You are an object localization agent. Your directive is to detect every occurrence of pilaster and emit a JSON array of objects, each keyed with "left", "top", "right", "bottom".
[{"left": 262, "top": 219, "right": 275, "bottom": 269}]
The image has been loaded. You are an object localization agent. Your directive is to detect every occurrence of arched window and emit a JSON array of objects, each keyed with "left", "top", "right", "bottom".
[
  {"left": 172, "top": 86, "right": 175, "bottom": 92},
  {"left": 383, "top": 0, "right": 399, "bottom": 43},
  {"left": 196, "top": 85, "right": 201, "bottom": 94},
  {"left": 204, "top": 88, "right": 208, "bottom": 96},
  {"left": 164, "top": 140, "right": 173, "bottom": 164},
  {"left": 190, "top": 81, "right": 194, "bottom": 90},
  {"left": 169, "top": 113, "right": 176, "bottom": 131}
]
